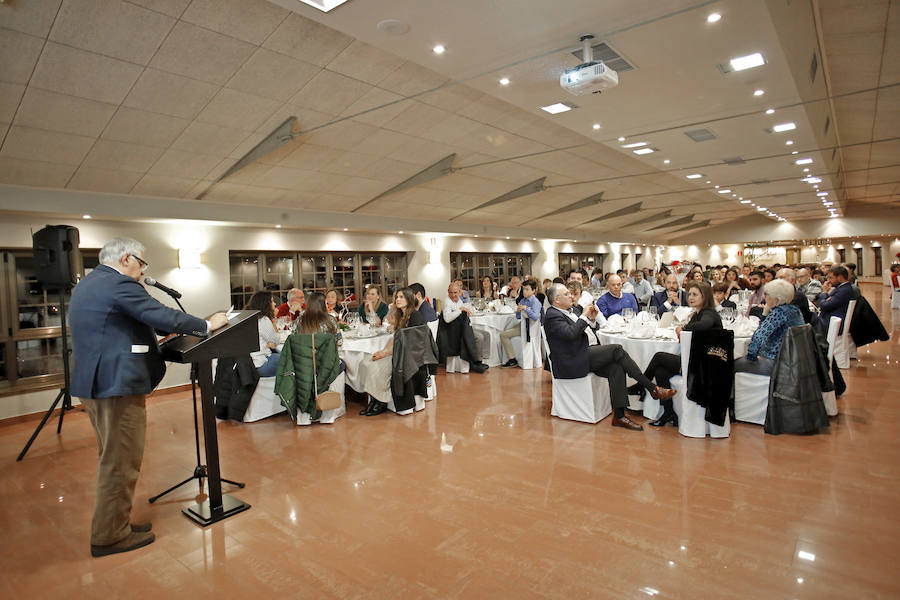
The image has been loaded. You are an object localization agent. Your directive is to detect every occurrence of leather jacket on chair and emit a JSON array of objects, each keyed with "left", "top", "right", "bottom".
[{"left": 765, "top": 325, "right": 830, "bottom": 435}]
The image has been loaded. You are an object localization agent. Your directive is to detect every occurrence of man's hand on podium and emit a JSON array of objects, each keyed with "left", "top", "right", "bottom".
[{"left": 209, "top": 312, "right": 228, "bottom": 332}]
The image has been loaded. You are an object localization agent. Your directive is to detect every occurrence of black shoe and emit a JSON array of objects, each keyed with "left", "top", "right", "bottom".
[
  {"left": 502, "top": 358, "right": 518, "bottom": 368},
  {"left": 470, "top": 362, "right": 488, "bottom": 373},
  {"left": 363, "top": 401, "right": 388, "bottom": 416},
  {"left": 649, "top": 410, "right": 678, "bottom": 427},
  {"left": 360, "top": 398, "right": 376, "bottom": 415}
]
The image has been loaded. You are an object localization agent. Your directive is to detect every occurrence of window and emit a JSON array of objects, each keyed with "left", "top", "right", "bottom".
[
  {"left": 1, "top": 248, "right": 99, "bottom": 394},
  {"left": 874, "top": 247, "right": 882, "bottom": 276},
  {"left": 557, "top": 253, "right": 605, "bottom": 279},
  {"left": 837, "top": 248, "right": 846, "bottom": 263},
  {"left": 231, "top": 251, "right": 407, "bottom": 308},
  {"left": 449, "top": 253, "right": 533, "bottom": 293},
  {"left": 854, "top": 247, "right": 863, "bottom": 276}
]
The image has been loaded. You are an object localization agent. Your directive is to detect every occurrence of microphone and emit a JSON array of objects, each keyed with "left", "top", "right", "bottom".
[{"left": 143, "top": 276, "right": 182, "bottom": 299}]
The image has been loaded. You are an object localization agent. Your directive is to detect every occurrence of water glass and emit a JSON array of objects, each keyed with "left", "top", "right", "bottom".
[
  {"left": 622, "top": 307, "right": 634, "bottom": 323},
  {"left": 647, "top": 306, "right": 658, "bottom": 319}
]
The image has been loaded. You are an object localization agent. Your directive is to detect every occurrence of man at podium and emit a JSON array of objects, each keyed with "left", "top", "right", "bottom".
[{"left": 69, "top": 237, "right": 227, "bottom": 558}]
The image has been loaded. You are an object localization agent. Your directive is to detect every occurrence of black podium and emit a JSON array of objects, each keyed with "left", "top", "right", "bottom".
[{"left": 160, "top": 309, "right": 259, "bottom": 526}]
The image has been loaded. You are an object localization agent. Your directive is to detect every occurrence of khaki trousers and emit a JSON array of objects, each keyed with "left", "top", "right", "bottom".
[
  {"left": 500, "top": 324, "right": 520, "bottom": 357},
  {"left": 80, "top": 394, "right": 147, "bottom": 546}
]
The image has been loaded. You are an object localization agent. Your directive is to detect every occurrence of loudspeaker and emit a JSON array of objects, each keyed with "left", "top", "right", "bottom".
[{"left": 32, "top": 225, "right": 83, "bottom": 289}]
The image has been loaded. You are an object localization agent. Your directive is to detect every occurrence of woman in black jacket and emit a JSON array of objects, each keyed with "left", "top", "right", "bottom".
[{"left": 629, "top": 281, "right": 723, "bottom": 427}]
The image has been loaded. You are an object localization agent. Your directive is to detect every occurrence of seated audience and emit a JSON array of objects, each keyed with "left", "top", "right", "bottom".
[
  {"left": 453, "top": 278, "right": 470, "bottom": 303},
  {"left": 709, "top": 268, "right": 724, "bottom": 284},
  {"left": 712, "top": 282, "right": 736, "bottom": 310},
  {"left": 275, "top": 288, "right": 305, "bottom": 322},
  {"left": 500, "top": 276, "right": 523, "bottom": 301},
  {"left": 324, "top": 288, "right": 341, "bottom": 320},
  {"left": 590, "top": 267, "right": 604, "bottom": 288},
  {"left": 631, "top": 281, "right": 722, "bottom": 427},
  {"left": 596, "top": 274, "right": 638, "bottom": 318},
  {"left": 724, "top": 268, "right": 744, "bottom": 296},
  {"left": 358, "top": 287, "right": 426, "bottom": 417},
  {"left": 776, "top": 268, "right": 812, "bottom": 324},
  {"left": 745, "top": 270, "right": 765, "bottom": 315},
  {"left": 566, "top": 273, "right": 595, "bottom": 312},
  {"left": 812, "top": 268, "right": 825, "bottom": 283},
  {"left": 845, "top": 262, "right": 858, "bottom": 284},
  {"left": 567, "top": 268, "right": 587, "bottom": 285},
  {"left": 410, "top": 282, "right": 438, "bottom": 322},
  {"left": 245, "top": 292, "right": 280, "bottom": 377},
  {"left": 734, "top": 279, "right": 804, "bottom": 376},
  {"left": 815, "top": 265, "right": 853, "bottom": 332},
  {"left": 650, "top": 274, "right": 687, "bottom": 314},
  {"left": 477, "top": 275, "right": 499, "bottom": 300},
  {"left": 763, "top": 269, "right": 776, "bottom": 283},
  {"left": 440, "top": 283, "right": 489, "bottom": 373},
  {"left": 357, "top": 284, "right": 389, "bottom": 326},
  {"left": 543, "top": 283, "right": 674, "bottom": 431},
  {"left": 632, "top": 270, "right": 654, "bottom": 305},
  {"left": 797, "top": 267, "right": 823, "bottom": 302},
  {"left": 295, "top": 292, "right": 345, "bottom": 376},
  {"left": 891, "top": 264, "right": 900, "bottom": 290},
  {"left": 500, "top": 279, "right": 544, "bottom": 367},
  {"left": 615, "top": 269, "right": 635, "bottom": 294}
]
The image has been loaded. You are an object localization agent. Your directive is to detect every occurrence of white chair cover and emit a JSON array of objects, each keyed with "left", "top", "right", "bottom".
[
  {"left": 445, "top": 355, "right": 470, "bottom": 373},
  {"left": 670, "top": 331, "right": 731, "bottom": 438},
  {"left": 892, "top": 288, "right": 900, "bottom": 309},
  {"left": 243, "top": 376, "right": 284, "bottom": 422},
  {"left": 295, "top": 372, "right": 347, "bottom": 425},
  {"left": 512, "top": 317, "right": 542, "bottom": 369},
  {"left": 541, "top": 328, "right": 612, "bottom": 423},
  {"left": 733, "top": 373, "right": 768, "bottom": 425},
  {"left": 833, "top": 299, "right": 857, "bottom": 369},
  {"left": 425, "top": 321, "right": 439, "bottom": 401},
  {"left": 821, "top": 316, "right": 842, "bottom": 416},
  {"left": 427, "top": 320, "right": 438, "bottom": 341}
]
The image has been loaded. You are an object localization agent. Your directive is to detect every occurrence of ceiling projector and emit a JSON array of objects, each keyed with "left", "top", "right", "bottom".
[{"left": 560, "top": 35, "right": 618, "bottom": 95}]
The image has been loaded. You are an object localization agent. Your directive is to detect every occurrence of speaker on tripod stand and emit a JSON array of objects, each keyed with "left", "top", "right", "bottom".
[{"left": 18, "top": 225, "right": 83, "bottom": 461}]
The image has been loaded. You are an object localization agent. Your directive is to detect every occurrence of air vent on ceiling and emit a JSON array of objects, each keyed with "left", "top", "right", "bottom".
[
  {"left": 571, "top": 42, "right": 635, "bottom": 73},
  {"left": 810, "top": 51, "right": 818, "bottom": 83},
  {"left": 722, "top": 156, "right": 745, "bottom": 165},
  {"left": 684, "top": 128, "right": 717, "bottom": 142},
  {"left": 751, "top": 178, "right": 771, "bottom": 185}
]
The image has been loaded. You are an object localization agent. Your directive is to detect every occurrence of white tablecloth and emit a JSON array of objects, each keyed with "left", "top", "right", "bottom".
[
  {"left": 340, "top": 332, "right": 392, "bottom": 392},
  {"left": 470, "top": 312, "right": 518, "bottom": 366},
  {"left": 597, "top": 329, "right": 750, "bottom": 369}
]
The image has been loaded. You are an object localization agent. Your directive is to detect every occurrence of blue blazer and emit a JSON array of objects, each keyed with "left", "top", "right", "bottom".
[
  {"left": 69, "top": 265, "right": 208, "bottom": 398},
  {"left": 543, "top": 306, "right": 593, "bottom": 379},
  {"left": 817, "top": 282, "right": 853, "bottom": 327},
  {"left": 649, "top": 289, "right": 687, "bottom": 314}
]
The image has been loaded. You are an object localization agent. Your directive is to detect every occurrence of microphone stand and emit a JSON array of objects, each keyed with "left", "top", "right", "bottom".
[{"left": 148, "top": 288, "right": 243, "bottom": 504}]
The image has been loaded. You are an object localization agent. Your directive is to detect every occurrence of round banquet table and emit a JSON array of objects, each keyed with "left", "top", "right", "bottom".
[
  {"left": 339, "top": 331, "right": 392, "bottom": 392},
  {"left": 469, "top": 311, "right": 518, "bottom": 366}
]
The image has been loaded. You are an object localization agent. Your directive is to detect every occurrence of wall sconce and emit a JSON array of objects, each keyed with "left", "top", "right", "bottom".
[{"left": 178, "top": 248, "right": 201, "bottom": 269}]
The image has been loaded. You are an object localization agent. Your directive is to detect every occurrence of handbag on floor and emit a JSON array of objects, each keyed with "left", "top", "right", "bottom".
[{"left": 311, "top": 333, "right": 341, "bottom": 411}]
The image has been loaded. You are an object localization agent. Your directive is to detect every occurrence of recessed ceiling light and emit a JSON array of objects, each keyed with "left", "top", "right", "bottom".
[
  {"left": 817, "top": 192, "right": 828, "bottom": 196},
  {"left": 275, "top": 224, "right": 281, "bottom": 228},
  {"left": 633, "top": 147, "right": 654, "bottom": 155},
  {"left": 792, "top": 150, "right": 798, "bottom": 154},
  {"left": 740, "top": 200, "right": 751, "bottom": 204},
  {"left": 803, "top": 167, "right": 810, "bottom": 172},
  {"left": 398, "top": 230, "right": 404, "bottom": 234},
  {"left": 82, "top": 214, "right": 91, "bottom": 219},
  {"left": 343, "top": 227, "right": 348, "bottom": 231},
  {"left": 773, "top": 122, "right": 797, "bottom": 132},
  {"left": 685, "top": 173, "right": 703, "bottom": 179},
  {"left": 765, "top": 108, "right": 775, "bottom": 115},
  {"left": 732, "top": 194, "right": 737, "bottom": 197},
  {"left": 592, "top": 123, "right": 601, "bottom": 130},
  {"left": 824, "top": 201, "right": 834, "bottom": 206},
  {"left": 730, "top": 52, "right": 766, "bottom": 71},
  {"left": 738, "top": 196, "right": 743, "bottom": 200},
  {"left": 432, "top": 44, "right": 445, "bottom": 54},
  {"left": 757, "top": 207, "right": 766, "bottom": 211},
  {"left": 706, "top": 180, "right": 711, "bottom": 184},
  {"left": 785, "top": 140, "right": 794, "bottom": 145},
  {"left": 714, "top": 185, "right": 720, "bottom": 188},
  {"left": 663, "top": 159, "right": 670, "bottom": 164},
  {"left": 753, "top": 89, "right": 765, "bottom": 96},
  {"left": 617, "top": 136, "right": 625, "bottom": 141},
  {"left": 498, "top": 77, "right": 510, "bottom": 86},
  {"left": 303, "top": 0, "right": 353, "bottom": 12},
  {"left": 804, "top": 177, "right": 822, "bottom": 183},
  {"left": 505, "top": 236, "right": 510, "bottom": 240},
  {"left": 795, "top": 158, "right": 813, "bottom": 165},
  {"left": 622, "top": 141, "right": 648, "bottom": 148},
  {"left": 717, "top": 189, "right": 732, "bottom": 194},
  {"left": 540, "top": 102, "right": 573, "bottom": 114},
  {"left": 707, "top": 13, "right": 722, "bottom": 23}
]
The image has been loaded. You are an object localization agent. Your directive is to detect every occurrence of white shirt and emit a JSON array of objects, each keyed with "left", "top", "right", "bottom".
[
  {"left": 632, "top": 279, "right": 654, "bottom": 303},
  {"left": 251, "top": 317, "right": 278, "bottom": 368},
  {"left": 622, "top": 281, "right": 635, "bottom": 294},
  {"left": 556, "top": 305, "right": 602, "bottom": 345},
  {"left": 577, "top": 290, "right": 593, "bottom": 309},
  {"left": 442, "top": 296, "right": 467, "bottom": 323}
]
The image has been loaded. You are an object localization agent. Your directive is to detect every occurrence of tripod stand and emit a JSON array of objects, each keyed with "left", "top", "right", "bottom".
[
  {"left": 148, "top": 359, "right": 244, "bottom": 504},
  {"left": 17, "top": 290, "right": 76, "bottom": 461}
]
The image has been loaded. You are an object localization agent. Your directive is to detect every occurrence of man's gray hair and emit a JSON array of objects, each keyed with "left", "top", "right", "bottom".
[
  {"left": 764, "top": 279, "right": 795, "bottom": 306},
  {"left": 547, "top": 282, "right": 568, "bottom": 305},
  {"left": 776, "top": 267, "right": 796, "bottom": 283},
  {"left": 287, "top": 288, "right": 304, "bottom": 301},
  {"left": 99, "top": 238, "right": 145, "bottom": 266}
]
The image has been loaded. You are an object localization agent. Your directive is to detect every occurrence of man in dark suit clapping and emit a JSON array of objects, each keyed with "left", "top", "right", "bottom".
[
  {"left": 649, "top": 274, "right": 687, "bottom": 314},
  {"left": 543, "top": 283, "right": 674, "bottom": 431},
  {"left": 70, "top": 238, "right": 227, "bottom": 557}
]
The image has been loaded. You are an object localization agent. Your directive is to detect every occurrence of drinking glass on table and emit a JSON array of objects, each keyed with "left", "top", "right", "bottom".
[
  {"left": 622, "top": 307, "right": 634, "bottom": 323},
  {"left": 646, "top": 305, "right": 658, "bottom": 319},
  {"left": 276, "top": 316, "right": 292, "bottom": 331}
]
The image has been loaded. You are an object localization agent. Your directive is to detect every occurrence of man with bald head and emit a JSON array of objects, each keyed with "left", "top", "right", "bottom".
[
  {"left": 777, "top": 268, "right": 813, "bottom": 323},
  {"left": 649, "top": 274, "right": 687, "bottom": 314},
  {"left": 441, "top": 282, "right": 489, "bottom": 373},
  {"left": 596, "top": 274, "right": 639, "bottom": 318},
  {"left": 796, "top": 268, "right": 823, "bottom": 303}
]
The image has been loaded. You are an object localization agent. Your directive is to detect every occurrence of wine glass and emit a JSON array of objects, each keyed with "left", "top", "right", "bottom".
[
  {"left": 647, "top": 305, "right": 658, "bottom": 320},
  {"left": 622, "top": 307, "right": 634, "bottom": 323}
]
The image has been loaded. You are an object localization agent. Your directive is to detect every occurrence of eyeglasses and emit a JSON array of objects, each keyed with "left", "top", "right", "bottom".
[{"left": 130, "top": 254, "right": 149, "bottom": 271}]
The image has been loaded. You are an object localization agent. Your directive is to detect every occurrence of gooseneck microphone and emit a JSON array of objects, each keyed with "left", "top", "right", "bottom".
[{"left": 143, "top": 276, "right": 183, "bottom": 299}]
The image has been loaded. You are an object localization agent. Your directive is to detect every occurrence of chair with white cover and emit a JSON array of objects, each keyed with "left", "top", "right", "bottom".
[
  {"left": 295, "top": 372, "right": 346, "bottom": 425},
  {"left": 542, "top": 328, "right": 612, "bottom": 423},
  {"left": 512, "top": 317, "right": 542, "bottom": 369},
  {"left": 670, "top": 331, "right": 731, "bottom": 438},
  {"left": 820, "top": 316, "right": 842, "bottom": 416},
  {"left": 425, "top": 321, "right": 439, "bottom": 400},
  {"left": 733, "top": 371, "right": 768, "bottom": 425},
  {"left": 892, "top": 287, "right": 900, "bottom": 309},
  {"left": 833, "top": 299, "right": 857, "bottom": 369},
  {"left": 243, "top": 376, "right": 284, "bottom": 422}
]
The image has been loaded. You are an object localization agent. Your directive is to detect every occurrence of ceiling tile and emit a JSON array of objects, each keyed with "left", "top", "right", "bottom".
[
  {"left": 67, "top": 166, "right": 142, "bottom": 193},
  {"left": 195, "top": 88, "right": 281, "bottom": 132},
  {"left": 378, "top": 61, "right": 451, "bottom": 98},
  {"left": 1, "top": 125, "right": 95, "bottom": 165},
  {"left": 300, "top": 119, "right": 379, "bottom": 151},
  {"left": 147, "top": 148, "right": 223, "bottom": 179},
  {"left": 263, "top": 13, "right": 353, "bottom": 67},
  {"left": 206, "top": 158, "right": 270, "bottom": 184},
  {"left": 352, "top": 129, "right": 420, "bottom": 157},
  {"left": 50, "top": 0, "right": 175, "bottom": 65},
  {"left": 328, "top": 175, "right": 386, "bottom": 198},
  {"left": 101, "top": 107, "right": 190, "bottom": 147},
  {"left": 0, "top": 28, "right": 45, "bottom": 85},
  {"left": 339, "top": 87, "right": 408, "bottom": 127},
  {"left": 125, "top": 0, "right": 190, "bottom": 19},
  {"left": 0, "top": 0, "right": 62, "bottom": 37},
  {"left": 251, "top": 105, "right": 333, "bottom": 141},
  {"left": 14, "top": 88, "right": 117, "bottom": 137},
  {"left": 419, "top": 84, "right": 484, "bottom": 114},
  {"left": 0, "top": 157, "right": 75, "bottom": 187},
  {"left": 227, "top": 48, "right": 321, "bottom": 102},
  {"left": 83, "top": 139, "right": 164, "bottom": 172},
  {"left": 181, "top": 0, "right": 289, "bottom": 45},
  {"left": 354, "top": 156, "right": 420, "bottom": 183},
  {"left": 260, "top": 166, "right": 338, "bottom": 192},
  {"left": 382, "top": 101, "right": 450, "bottom": 137},
  {"left": 385, "top": 136, "right": 455, "bottom": 166},
  {"left": 30, "top": 42, "right": 143, "bottom": 104},
  {"left": 123, "top": 68, "right": 220, "bottom": 120},
  {"left": 326, "top": 40, "right": 406, "bottom": 86},
  {"left": 278, "top": 143, "right": 344, "bottom": 171},
  {"left": 0, "top": 83, "right": 25, "bottom": 124},
  {"left": 170, "top": 121, "right": 249, "bottom": 156},
  {"left": 421, "top": 114, "right": 485, "bottom": 145},
  {"left": 149, "top": 21, "right": 255, "bottom": 86},
  {"left": 317, "top": 150, "right": 372, "bottom": 177},
  {"left": 132, "top": 173, "right": 199, "bottom": 198},
  {"left": 290, "top": 69, "right": 372, "bottom": 115}
]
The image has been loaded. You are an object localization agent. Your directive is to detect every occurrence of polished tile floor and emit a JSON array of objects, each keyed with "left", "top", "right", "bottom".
[{"left": 2, "top": 284, "right": 899, "bottom": 599}]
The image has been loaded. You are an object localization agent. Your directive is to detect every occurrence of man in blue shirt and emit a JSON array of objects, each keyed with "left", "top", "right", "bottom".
[
  {"left": 596, "top": 274, "right": 638, "bottom": 318},
  {"left": 501, "top": 279, "right": 543, "bottom": 367}
]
